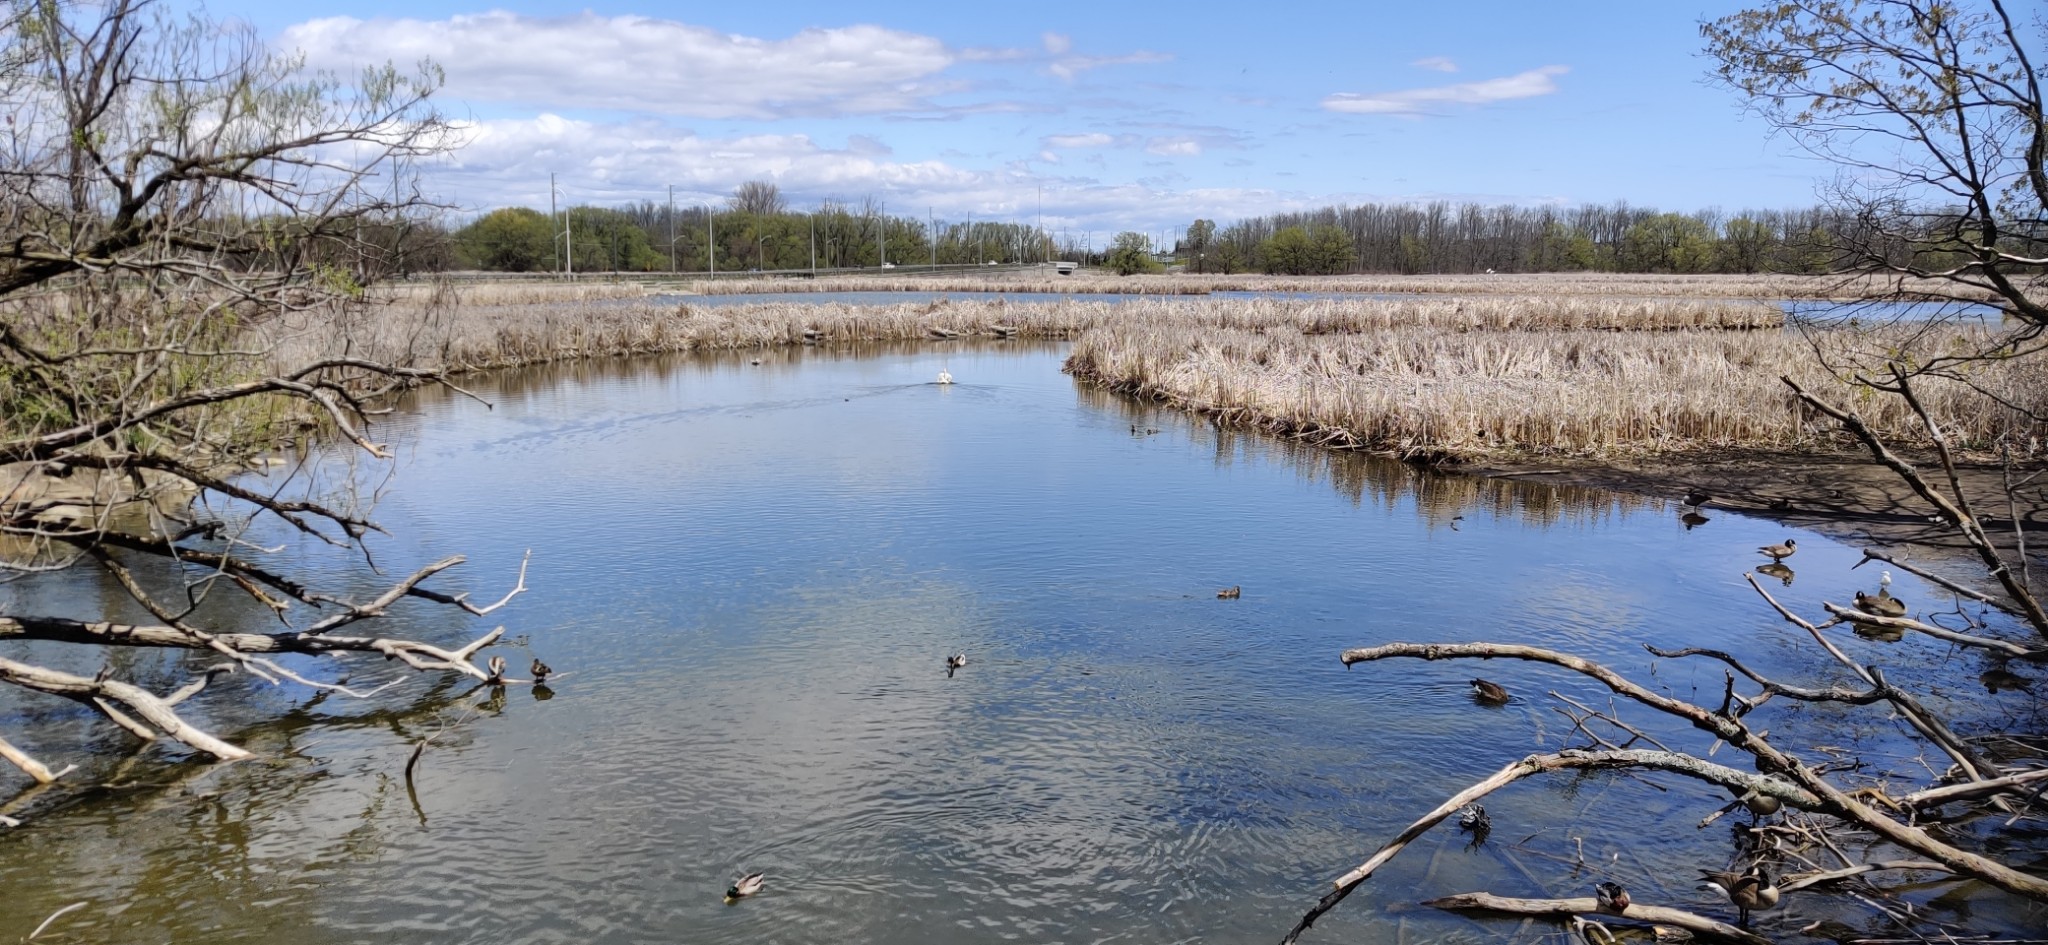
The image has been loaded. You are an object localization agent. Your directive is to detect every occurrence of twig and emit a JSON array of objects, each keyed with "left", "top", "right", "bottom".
[
  {"left": 28, "top": 901, "right": 89, "bottom": 940},
  {"left": 1419, "top": 892, "right": 1768, "bottom": 945}
]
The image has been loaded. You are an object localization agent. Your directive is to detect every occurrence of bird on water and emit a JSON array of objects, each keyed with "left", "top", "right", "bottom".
[
  {"left": 1470, "top": 678, "right": 1510, "bottom": 705},
  {"left": 1699, "top": 866, "right": 1780, "bottom": 926},
  {"left": 937, "top": 368, "right": 953, "bottom": 385},
  {"left": 725, "top": 872, "right": 766, "bottom": 903},
  {"left": 1757, "top": 539, "right": 1797, "bottom": 561},
  {"left": 1595, "top": 881, "right": 1631, "bottom": 914},
  {"left": 530, "top": 658, "right": 553, "bottom": 684}
]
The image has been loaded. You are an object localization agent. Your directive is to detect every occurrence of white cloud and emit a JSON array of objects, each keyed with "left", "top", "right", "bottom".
[
  {"left": 1411, "top": 56, "right": 1459, "bottom": 73},
  {"left": 1041, "top": 32, "right": 1073, "bottom": 55},
  {"left": 1145, "top": 138, "right": 1203, "bottom": 156},
  {"left": 283, "top": 12, "right": 961, "bottom": 120},
  {"left": 1043, "top": 133, "right": 1121, "bottom": 149},
  {"left": 1323, "top": 65, "right": 1568, "bottom": 116}
]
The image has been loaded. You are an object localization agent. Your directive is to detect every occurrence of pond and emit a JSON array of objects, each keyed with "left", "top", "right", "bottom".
[{"left": 0, "top": 342, "right": 2039, "bottom": 943}]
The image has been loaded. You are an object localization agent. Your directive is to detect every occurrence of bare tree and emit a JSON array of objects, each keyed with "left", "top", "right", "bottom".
[
  {"left": 727, "top": 179, "right": 786, "bottom": 217},
  {"left": 0, "top": 0, "right": 523, "bottom": 798}
]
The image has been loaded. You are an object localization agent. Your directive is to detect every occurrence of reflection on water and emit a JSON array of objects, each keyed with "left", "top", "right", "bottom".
[{"left": 2, "top": 342, "right": 2041, "bottom": 943}]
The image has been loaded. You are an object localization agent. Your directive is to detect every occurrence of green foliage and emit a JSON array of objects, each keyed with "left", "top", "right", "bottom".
[
  {"left": 1105, "top": 232, "right": 1162, "bottom": 275},
  {"left": 457, "top": 207, "right": 553, "bottom": 272},
  {"left": 1620, "top": 213, "right": 1716, "bottom": 273},
  {"left": 1184, "top": 219, "right": 1216, "bottom": 273},
  {"left": 1260, "top": 225, "right": 1354, "bottom": 275}
]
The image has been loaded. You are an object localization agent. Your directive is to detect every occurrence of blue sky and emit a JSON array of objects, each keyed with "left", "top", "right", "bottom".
[{"left": 204, "top": 1, "right": 1827, "bottom": 233}]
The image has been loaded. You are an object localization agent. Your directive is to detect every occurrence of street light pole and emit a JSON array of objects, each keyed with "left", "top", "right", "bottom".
[
  {"left": 667, "top": 184, "right": 676, "bottom": 274},
  {"left": 810, "top": 211, "right": 817, "bottom": 275}
]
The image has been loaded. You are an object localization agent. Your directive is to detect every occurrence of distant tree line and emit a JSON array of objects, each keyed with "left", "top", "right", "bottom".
[
  {"left": 450, "top": 182, "right": 1057, "bottom": 273},
  {"left": 435, "top": 183, "right": 2025, "bottom": 278},
  {"left": 1174, "top": 201, "right": 2010, "bottom": 276}
]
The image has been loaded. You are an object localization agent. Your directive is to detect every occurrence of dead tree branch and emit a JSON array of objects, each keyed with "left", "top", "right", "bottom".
[{"left": 1418, "top": 892, "right": 1767, "bottom": 945}]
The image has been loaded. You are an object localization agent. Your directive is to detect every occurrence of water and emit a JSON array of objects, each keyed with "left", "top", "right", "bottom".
[{"left": 2, "top": 344, "right": 2042, "bottom": 942}]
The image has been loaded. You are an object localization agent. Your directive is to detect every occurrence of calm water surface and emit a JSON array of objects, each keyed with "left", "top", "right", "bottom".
[{"left": 1, "top": 343, "right": 2040, "bottom": 943}]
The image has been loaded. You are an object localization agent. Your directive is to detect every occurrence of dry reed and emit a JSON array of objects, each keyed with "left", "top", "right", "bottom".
[
  {"left": 1065, "top": 322, "right": 2048, "bottom": 462},
  {"left": 262, "top": 294, "right": 1781, "bottom": 375},
  {"left": 663, "top": 270, "right": 1955, "bottom": 301}
]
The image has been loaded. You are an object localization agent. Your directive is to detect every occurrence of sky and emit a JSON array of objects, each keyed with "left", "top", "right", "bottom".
[{"left": 198, "top": 0, "right": 1832, "bottom": 235}]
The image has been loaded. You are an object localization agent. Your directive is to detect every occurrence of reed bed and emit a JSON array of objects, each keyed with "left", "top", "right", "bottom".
[
  {"left": 1065, "top": 322, "right": 2048, "bottom": 462},
  {"left": 374, "top": 281, "right": 653, "bottom": 306},
  {"left": 669, "top": 271, "right": 1932, "bottom": 301},
  {"left": 262, "top": 294, "right": 1782, "bottom": 375}
]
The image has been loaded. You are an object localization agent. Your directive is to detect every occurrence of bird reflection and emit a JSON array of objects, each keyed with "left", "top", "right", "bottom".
[
  {"left": 1981, "top": 667, "right": 2032, "bottom": 693},
  {"left": 1681, "top": 510, "right": 1711, "bottom": 530},
  {"left": 1852, "top": 622, "right": 1905, "bottom": 643},
  {"left": 1755, "top": 563, "right": 1795, "bottom": 586}
]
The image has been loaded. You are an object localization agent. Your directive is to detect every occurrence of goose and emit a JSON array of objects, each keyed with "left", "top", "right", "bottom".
[
  {"left": 1683, "top": 489, "right": 1712, "bottom": 509},
  {"left": 936, "top": 369, "right": 954, "bottom": 385},
  {"left": 724, "top": 872, "right": 766, "bottom": 903},
  {"left": 1854, "top": 590, "right": 1907, "bottom": 618},
  {"left": 1595, "top": 881, "right": 1631, "bottom": 914},
  {"left": 1699, "top": 866, "right": 1780, "bottom": 926},
  {"left": 1757, "top": 539, "right": 1797, "bottom": 561},
  {"left": 531, "top": 658, "right": 553, "bottom": 684},
  {"left": 1470, "top": 678, "right": 1511, "bottom": 705}
]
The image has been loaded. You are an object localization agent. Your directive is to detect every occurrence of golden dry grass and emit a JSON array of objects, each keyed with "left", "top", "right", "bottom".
[
  {"left": 663, "top": 270, "right": 1959, "bottom": 301},
  {"left": 1064, "top": 321, "right": 2048, "bottom": 461},
  {"left": 263, "top": 294, "right": 1782, "bottom": 374}
]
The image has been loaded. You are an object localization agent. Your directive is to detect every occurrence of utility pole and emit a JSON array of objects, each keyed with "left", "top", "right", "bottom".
[
  {"left": 667, "top": 184, "right": 676, "bottom": 274},
  {"left": 549, "top": 172, "right": 557, "bottom": 275},
  {"left": 930, "top": 207, "right": 936, "bottom": 270},
  {"left": 708, "top": 206, "right": 715, "bottom": 276},
  {"left": 1035, "top": 184, "right": 1042, "bottom": 264},
  {"left": 879, "top": 201, "right": 886, "bottom": 267},
  {"left": 809, "top": 210, "right": 817, "bottom": 275}
]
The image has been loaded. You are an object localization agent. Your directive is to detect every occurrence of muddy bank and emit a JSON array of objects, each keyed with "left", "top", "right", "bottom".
[{"left": 1473, "top": 448, "right": 2048, "bottom": 599}]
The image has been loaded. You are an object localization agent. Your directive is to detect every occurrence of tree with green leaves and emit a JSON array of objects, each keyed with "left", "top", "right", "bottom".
[
  {"left": 457, "top": 207, "right": 554, "bottom": 271},
  {"left": 1105, "top": 231, "right": 1161, "bottom": 275}
]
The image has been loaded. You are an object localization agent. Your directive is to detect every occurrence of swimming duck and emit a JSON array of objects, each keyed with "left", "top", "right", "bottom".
[
  {"left": 724, "top": 872, "right": 766, "bottom": 902},
  {"left": 531, "top": 658, "right": 553, "bottom": 684},
  {"left": 946, "top": 653, "right": 968, "bottom": 669},
  {"left": 937, "top": 369, "right": 954, "bottom": 385},
  {"left": 1470, "top": 678, "right": 1511, "bottom": 705},
  {"left": 1217, "top": 586, "right": 1241, "bottom": 599},
  {"left": 1757, "top": 539, "right": 1797, "bottom": 561},
  {"left": 1456, "top": 803, "right": 1490, "bottom": 833},
  {"left": 1683, "top": 489, "right": 1712, "bottom": 509},
  {"left": 1699, "top": 866, "right": 1780, "bottom": 926},
  {"left": 1853, "top": 590, "right": 1906, "bottom": 618},
  {"left": 1595, "top": 881, "right": 1631, "bottom": 914}
]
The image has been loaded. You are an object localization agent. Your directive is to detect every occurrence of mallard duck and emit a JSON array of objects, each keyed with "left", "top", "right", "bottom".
[
  {"left": 486, "top": 655, "right": 507, "bottom": 683},
  {"left": 1596, "top": 881, "right": 1631, "bottom": 914},
  {"left": 1456, "top": 803, "right": 1490, "bottom": 833},
  {"left": 1470, "top": 678, "right": 1511, "bottom": 705},
  {"left": 1217, "top": 586, "right": 1240, "bottom": 599},
  {"left": 724, "top": 872, "right": 766, "bottom": 902},
  {"left": 936, "top": 369, "right": 953, "bottom": 385},
  {"left": 531, "top": 658, "right": 553, "bottom": 683},
  {"left": 1757, "top": 539, "right": 1797, "bottom": 561},
  {"left": 1683, "top": 489, "right": 1712, "bottom": 509},
  {"left": 1735, "top": 787, "right": 1782, "bottom": 818},
  {"left": 1699, "top": 866, "right": 1780, "bottom": 926},
  {"left": 1853, "top": 590, "right": 1906, "bottom": 618}
]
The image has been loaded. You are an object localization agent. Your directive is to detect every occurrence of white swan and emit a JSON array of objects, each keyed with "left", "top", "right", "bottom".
[{"left": 936, "top": 369, "right": 954, "bottom": 385}]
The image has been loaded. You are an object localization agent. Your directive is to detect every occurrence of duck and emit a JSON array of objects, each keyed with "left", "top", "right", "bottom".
[
  {"left": 486, "top": 655, "right": 507, "bottom": 683},
  {"left": 1699, "top": 866, "right": 1780, "bottom": 926},
  {"left": 936, "top": 369, "right": 954, "bottom": 385},
  {"left": 1595, "top": 881, "right": 1631, "bottom": 914},
  {"left": 724, "top": 872, "right": 766, "bottom": 903},
  {"left": 1217, "top": 586, "right": 1241, "bottom": 599},
  {"left": 1683, "top": 489, "right": 1712, "bottom": 509},
  {"left": 945, "top": 653, "right": 968, "bottom": 677},
  {"left": 1456, "top": 803, "right": 1490, "bottom": 833},
  {"left": 1735, "top": 786, "right": 1782, "bottom": 818},
  {"left": 531, "top": 658, "right": 553, "bottom": 684},
  {"left": 1853, "top": 590, "right": 1907, "bottom": 618},
  {"left": 1757, "top": 539, "right": 1797, "bottom": 561},
  {"left": 1470, "top": 678, "right": 1511, "bottom": 705}
]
